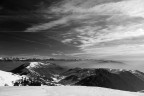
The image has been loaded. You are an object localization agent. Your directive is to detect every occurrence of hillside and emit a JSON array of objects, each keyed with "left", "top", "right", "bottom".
[
  {"left": 0, "top": 61, "right": 143, "bottom": 92},
  {"left": 0, "top": 70, "right": 24, "bottom": 86}
]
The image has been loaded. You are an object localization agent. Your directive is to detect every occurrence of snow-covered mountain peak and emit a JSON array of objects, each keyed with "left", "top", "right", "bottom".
[{"left": 26, "top": 62, "right": 48, "bottom": 69}]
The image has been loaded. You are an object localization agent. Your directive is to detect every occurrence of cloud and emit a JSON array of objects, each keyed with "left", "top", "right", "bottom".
[
  {"left": 25, "top": 0, "right": 144, "bottom": 32},
  {"left": 70, "top": 44, "right": 144, "bottom": 58},
  {"left": 25, "top": 17, "right": 70, "bottom": 32},
  {"left": 75, "top": 23, "right": 144, "bottom": 48},
  {"left": 50, "top": 0, "right": 144, "bottom": 17},
  {"left": 25, "top": 0, "right": 144, "bottom": 58},
  {"left": 62, "top": 38, "right": 74, "bottom": 44},
  {"left": 52, "top": 53, "right": 63, "bottom": 56}
]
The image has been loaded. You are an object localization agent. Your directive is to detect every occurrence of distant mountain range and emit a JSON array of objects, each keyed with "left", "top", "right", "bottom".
[{"left": 0, "top": 61, "right": 144, "bottom": 92}]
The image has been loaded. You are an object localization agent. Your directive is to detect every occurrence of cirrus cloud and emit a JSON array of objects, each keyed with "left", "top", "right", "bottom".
[{"left": 25, "top": 0, "right": 144, "bottom": 58}]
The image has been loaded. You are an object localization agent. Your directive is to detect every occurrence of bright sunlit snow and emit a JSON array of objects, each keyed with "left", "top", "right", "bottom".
[
  {"left": 0, "top": 70, "right": 23, "bottom": 86},
  {"left": 0, "top": 86, "right": 143, "bottom": 96},
  {"left": 26, "top": 62, "right": 46, "bottom": 69}
]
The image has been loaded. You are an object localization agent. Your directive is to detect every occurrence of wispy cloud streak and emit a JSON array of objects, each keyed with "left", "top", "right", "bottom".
[{"left": 25, "top": 0, "right": 144, "bottom": 58}]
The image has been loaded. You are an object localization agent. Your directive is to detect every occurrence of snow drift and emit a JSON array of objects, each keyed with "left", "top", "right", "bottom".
[
  {"left": 0, "top": 70, "right": 25, "bottom": 86},
  {"left": 0, "top": 86, "right": 143, "bottom": 96}
]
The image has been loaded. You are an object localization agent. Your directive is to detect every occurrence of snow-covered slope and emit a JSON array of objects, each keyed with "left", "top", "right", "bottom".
[
  {"left": 0, "top": 86, "right": 143, "bottom": 96},
  {"left": 26, "top": 62, "right": 46, "bottom": 69},
  {"left": 0, "top": 70, "right": 24, "bottom": 86}
]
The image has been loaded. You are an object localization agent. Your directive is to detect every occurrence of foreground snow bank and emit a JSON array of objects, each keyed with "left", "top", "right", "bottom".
[
  {"left": 0, "top": 86, "right": 143, "bottom": 96},
  {"left": 0, "top": 70, "right": 23, "bottom": 86}
]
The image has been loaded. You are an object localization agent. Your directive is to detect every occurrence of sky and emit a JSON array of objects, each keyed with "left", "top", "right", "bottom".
[{"left": 1, "top": 0, "right": 144, "bottom": 60}]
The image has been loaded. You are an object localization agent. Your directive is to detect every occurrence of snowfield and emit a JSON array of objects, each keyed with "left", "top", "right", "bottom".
[
  {"left": 0, "top": 86, "right": 143, "bottom": 96},
  {"left": 0, "top": 70, "right": 24, "bottom": 86},
  {"left": 26, "top": 62, "right": 46, "bottom": 69}
]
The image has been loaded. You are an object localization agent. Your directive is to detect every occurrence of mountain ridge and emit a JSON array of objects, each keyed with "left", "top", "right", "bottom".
[{"left": 1, "top": 61, "right": 144, "bottom": 92}]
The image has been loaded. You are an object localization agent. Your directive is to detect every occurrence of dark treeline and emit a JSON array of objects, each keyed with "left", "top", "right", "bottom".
[{"left": 13, "top": 77, "right": 42, "bottom": 86}]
